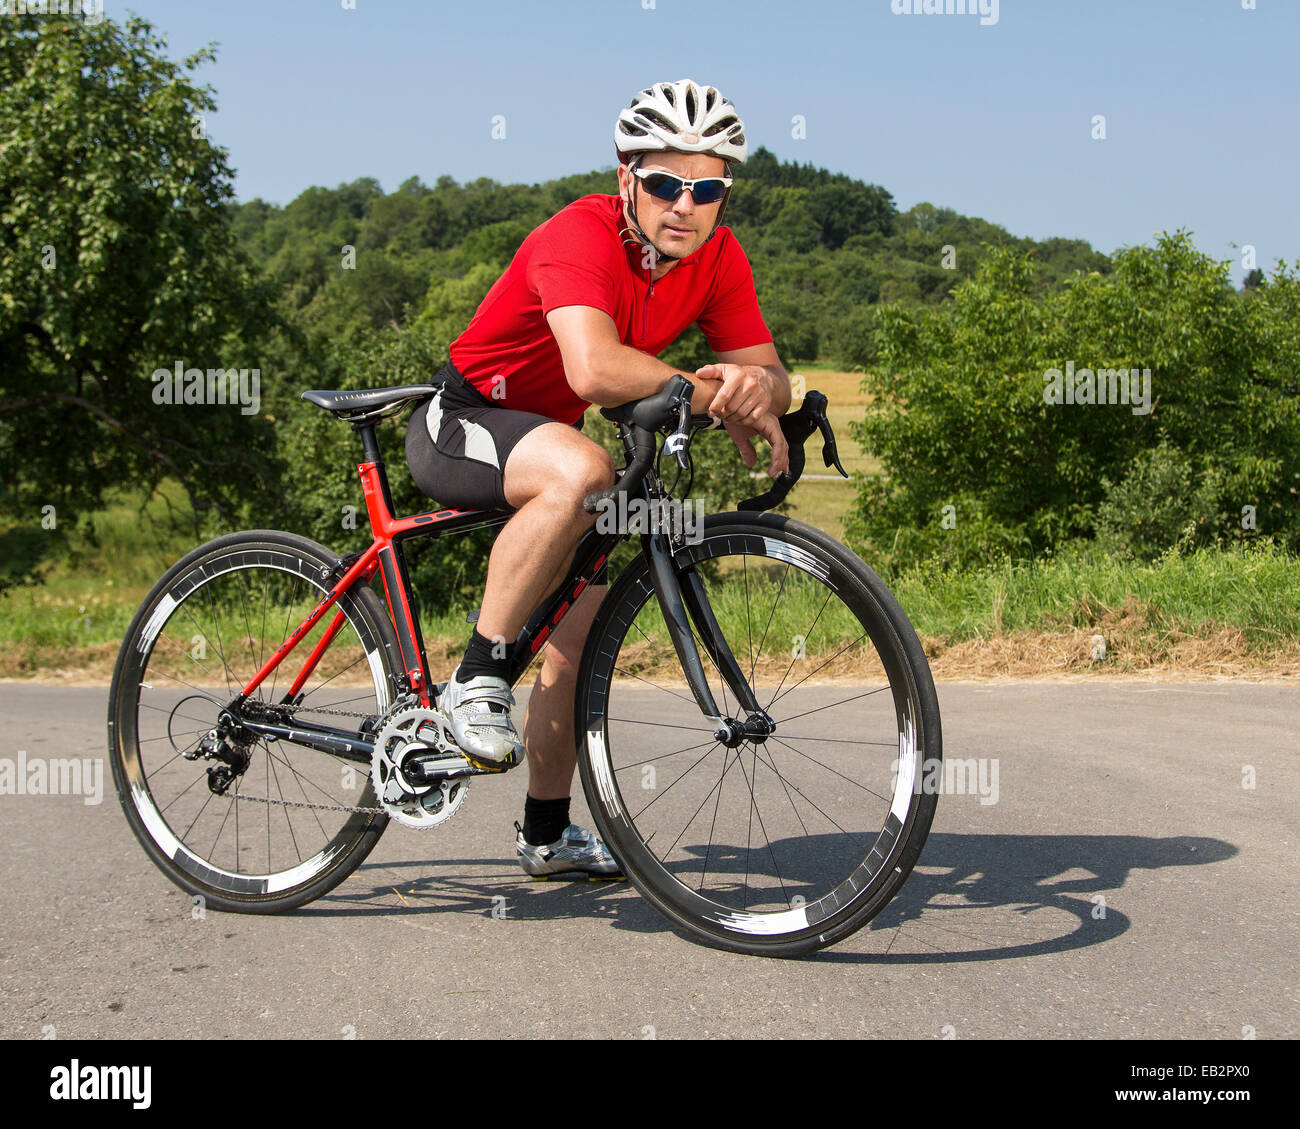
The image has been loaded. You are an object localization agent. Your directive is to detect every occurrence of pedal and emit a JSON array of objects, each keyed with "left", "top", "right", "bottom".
[
  {"left": 458, "top": 748, "right": 521, "bottom": 775},
  {"left": 405, "top": 750, "right": 474, "bottom": 783}
]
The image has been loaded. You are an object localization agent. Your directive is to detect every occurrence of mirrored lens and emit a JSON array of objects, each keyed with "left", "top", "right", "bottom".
[{"left": 642, "top": 173, "right": 727, "bottom": 205}]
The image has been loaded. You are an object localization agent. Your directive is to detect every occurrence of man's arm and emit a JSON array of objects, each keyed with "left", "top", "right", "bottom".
[
  {"left": 546, "top": 305, "right": 722, "bottom": 414},
  {"left": 546, "top": 305, "right": 790, "bottom": 476}
]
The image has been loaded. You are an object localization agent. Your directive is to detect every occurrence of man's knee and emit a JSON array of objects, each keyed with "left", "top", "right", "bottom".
[{"left": 504, "top": 427, "right": 614, "bottom": 511}]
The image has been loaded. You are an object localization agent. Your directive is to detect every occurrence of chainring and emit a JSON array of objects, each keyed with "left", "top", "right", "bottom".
[{"left": 370, "top": 705, "right": 471, "bottom": 830}]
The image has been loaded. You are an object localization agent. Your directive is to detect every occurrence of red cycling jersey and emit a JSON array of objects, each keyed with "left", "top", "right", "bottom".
[{"left": 448, "top": 193, "right": 771, "bottom": 426}]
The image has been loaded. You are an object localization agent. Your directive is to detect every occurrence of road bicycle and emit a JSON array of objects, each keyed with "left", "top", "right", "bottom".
[{"left": 108, "top": 374, "right": 942, "bottom": 957}]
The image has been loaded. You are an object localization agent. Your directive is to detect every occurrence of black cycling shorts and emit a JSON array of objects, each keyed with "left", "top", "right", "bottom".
[
  {"left": 404, "top": 360, "right": 608, "bottom": 583},
  {"left": 405, "top": 360, "right": 568, "bottom": 512}
]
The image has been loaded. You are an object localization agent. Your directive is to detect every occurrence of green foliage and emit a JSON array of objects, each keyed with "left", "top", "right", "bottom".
[
  {"left": 1093, "top": 441, "right": 1227, "bottom": 560},
  {"left": 846, "top": 234, "right": 1300, "bottom": 571},
  {"left": 0, "top": 14, "right": 282, "bottom": 593}
]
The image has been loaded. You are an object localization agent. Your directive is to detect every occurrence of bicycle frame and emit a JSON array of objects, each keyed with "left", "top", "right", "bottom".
[
  {"left": 234, "top": 434, "right": 621, "bottom": 717},
  {"left": 225, "top": 403, "right": 778, "bottom": 763}
]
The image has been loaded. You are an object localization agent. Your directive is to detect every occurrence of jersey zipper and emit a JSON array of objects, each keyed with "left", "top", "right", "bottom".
[{"left": 641, "top": 275, "right": 655, "bottom": 343}]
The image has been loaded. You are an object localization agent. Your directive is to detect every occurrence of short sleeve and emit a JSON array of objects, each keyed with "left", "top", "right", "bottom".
[
  {"left": 526, "top": 209, "right": 621, "bottom": 320},
  {"left": 697, "top": 231, "right": 772, "bottom": 353}
]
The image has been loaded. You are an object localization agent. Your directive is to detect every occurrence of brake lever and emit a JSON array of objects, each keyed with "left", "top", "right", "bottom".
[
  {"left": 666, "top": 397, "right": 691, "bottom": 470},
  {"left": 817, "top": 413, "right": 848, "bottom": 478}
]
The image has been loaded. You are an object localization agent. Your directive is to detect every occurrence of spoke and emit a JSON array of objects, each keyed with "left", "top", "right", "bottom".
[
  {"left": 295, "top": 691, "right": 375, "bottom": 712},
  {"left": 766, "top": 631, "right": 870, "bottom": 712},
  {"left": 158, "top": 769, "right": 208, "bottom": 816},
  {"left": 735, "top": 744, "right": 789, "bottom": 910},
  {"left": 611, "top": 737, "right": 719, "bottom": 774},
  {"left": 756, "top": 737, "right": 857, "bottom": 835},
  {"left": 767, "top": 733, "right": 891, "bottom": 805},
  {"left": 156, "top": 622, "right": 221, "bottom": 683},
  {"left": 613, "top": 664, "right": 696, "bottom": 706},
  {"left": 256, "top": 567, "right": 270, "bottom": 701},
  {"left": 776, "top": 686, "right": 890, "bottom": 726},
  {"left": 618, "top": 616, "right": 697, "bottom": 705},
  {"left": 199, "top": 573, "right": 237, "bottom": 697},
  {"left": 297, "top": 653, "right": 370, "bottom": 703},
  {"left": 750, "top": 740, "right": 809, "bottom": 839},
  {"left": 278, "top": 747, "right": 331, "bottom": 841},
  {"left": 208, "top": 794, "right": 236, "bottom": 862},
  {"left": 766, "top": 587, "right": 833, "bottom": 707},
  {"left": 743, "top": 555, "right": 753, "bottom": 682},
  {"left": 263, "top": 744, "right": 354, "bottom": 809},
  {"left": 237, "top": 566, "right": 260, "bottom": 694},
  {"left": 182, "top": 787, "right": 218, "bottom": 841},
  {"left": 630, "top": 740, "right": 721, "bottom": 821},
  {"left": 655, "top": 746, "right": 742, "bottom": 872},
  {"left": 267, "top": 743, "right": 305, "bottom": 865},
  {"left": 749, "top": 562, "right": 790, "bottom": 684},
  {"left": 141, "top": 748, "right": 195, "bottom": 777},
  {"left": 269, "top": 574, "right": 302, "bottom": 703},
  {"left": 775, "top": 732, "right": 899, "bottom": 748},
  {"left": 699, "top": 742, "right": 738, "bottom": 893},
  {"left": 607, "top": 716, "right": 714, "bottom": 735}
]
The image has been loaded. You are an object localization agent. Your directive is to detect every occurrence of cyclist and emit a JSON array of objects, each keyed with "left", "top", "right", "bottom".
[{"left": 404, "top": 78, "right": 791, "bottom": 879}]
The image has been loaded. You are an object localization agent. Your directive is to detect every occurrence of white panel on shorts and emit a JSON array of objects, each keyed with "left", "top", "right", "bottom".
[
  {"left": 423, "top": 391, "right": 444, "bottom": 445},
  {"left": 459, "top": 418, "right": 501, "bottom": 469}
]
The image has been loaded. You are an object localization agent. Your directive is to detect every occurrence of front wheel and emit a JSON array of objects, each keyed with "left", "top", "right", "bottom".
[{"left": 576, "top": 512, "right": 941, "bottom": 956}]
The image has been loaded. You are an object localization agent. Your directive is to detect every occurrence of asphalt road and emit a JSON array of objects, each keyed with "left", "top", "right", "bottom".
[{"left": 0, "top": 681, "right": 1294, "bottom": 1040}]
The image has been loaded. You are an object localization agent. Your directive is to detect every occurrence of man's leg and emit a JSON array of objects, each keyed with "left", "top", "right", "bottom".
[
  {"left": 520, "top": 579, "right": 606, "bottom": 800},
  {"left": 473, "top": 422, "right": 613, "bottom": 646}
]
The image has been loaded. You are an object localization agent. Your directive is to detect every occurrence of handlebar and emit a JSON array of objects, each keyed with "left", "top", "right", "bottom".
[{"left": 581, "top": 375, "right": 848, "bottom": 516}]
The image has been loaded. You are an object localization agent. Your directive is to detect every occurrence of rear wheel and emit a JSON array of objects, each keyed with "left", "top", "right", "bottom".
[
  {"left": 107, "top": 530, "right": 403, "bottom": 913},
  {"left": 576, "top": 513, "right": 941, "bottom": 956}
]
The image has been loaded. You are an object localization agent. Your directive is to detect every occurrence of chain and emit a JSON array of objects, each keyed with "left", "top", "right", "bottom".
[
  {"left": 226, "top": 791, "right": 384, "bottom": 816},
  {"left": 222, "top": 693, "right": 419, "bottom": 816}
]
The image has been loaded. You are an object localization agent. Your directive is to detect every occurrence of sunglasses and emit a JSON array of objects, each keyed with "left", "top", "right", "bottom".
[{"left": 631, "top": 167, "right": 733, "bottom": 205}]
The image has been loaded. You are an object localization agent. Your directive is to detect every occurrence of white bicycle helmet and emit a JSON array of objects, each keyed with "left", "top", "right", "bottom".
[
  {"left": 614, "top": 79, "right": 747, "bottom": 262},
  {"left": 615, "top": 79, "right": 748, "bottom": 165}
]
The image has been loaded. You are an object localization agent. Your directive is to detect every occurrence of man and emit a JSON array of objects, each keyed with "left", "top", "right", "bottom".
[{"left": 404, "top": 79, "right": 791, "bottom": 879}]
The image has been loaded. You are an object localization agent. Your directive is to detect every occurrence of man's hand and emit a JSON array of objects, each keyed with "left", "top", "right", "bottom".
[
  {"left": 694, "top": 363, "right": 781, "bottom": 426},
  {"left": 725, "top": 415, "right": 790, "bottom": 478}
]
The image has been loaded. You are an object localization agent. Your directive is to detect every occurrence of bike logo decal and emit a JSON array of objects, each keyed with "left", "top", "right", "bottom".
[
  {"left": 761, "top": 537, "right": 830, "bottom": 582},
  {"left": 713, "top": 905, "right": 809, "bottom": 936},
  {"left": 586, "top": 724, "right": 622, "bottom": 816},
  {"left": 891, "top": 704, "right": 917, "bottom": 821}
]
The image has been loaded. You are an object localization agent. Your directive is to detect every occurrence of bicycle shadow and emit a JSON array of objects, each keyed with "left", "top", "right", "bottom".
[{"left": 304, "top": 832, "right": 1234, "bottom": 963}]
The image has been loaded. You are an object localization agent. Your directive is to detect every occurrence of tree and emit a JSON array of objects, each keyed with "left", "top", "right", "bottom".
[{"left": 0, "top": 14, "right": 280, "bottom": 590}]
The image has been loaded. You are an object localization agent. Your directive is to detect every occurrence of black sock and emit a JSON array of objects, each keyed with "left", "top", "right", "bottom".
[
  {"left": 522, "top": 795, "right": 571, "bottom": 846},
  {"left": 456, "top": 627, "right": 510, "bottom": 683}
]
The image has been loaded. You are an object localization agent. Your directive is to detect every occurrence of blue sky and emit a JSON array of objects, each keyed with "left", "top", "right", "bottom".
[{"left": 124, "top": 0, "right": 1297, "bottom": 282}]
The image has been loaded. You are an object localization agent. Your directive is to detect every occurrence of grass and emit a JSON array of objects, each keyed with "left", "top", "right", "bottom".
[{"left": 5, "top": 402, "right": 1299, "bottom": 682}]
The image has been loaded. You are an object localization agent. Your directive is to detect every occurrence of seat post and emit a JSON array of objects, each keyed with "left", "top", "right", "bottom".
[
  {"left": 353, "top": 420, "right": 384, "bottom": 466},
  {"left": 352, "top": 420, "right": 397, "bottom": 519}
]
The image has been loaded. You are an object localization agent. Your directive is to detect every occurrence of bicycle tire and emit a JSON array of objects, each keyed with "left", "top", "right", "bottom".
[
  {"left": 575, "top": 512, "right": 941, "bottom": 957},
  {"left": 108, "top": 530, "right": 403, "bottom": 913}
]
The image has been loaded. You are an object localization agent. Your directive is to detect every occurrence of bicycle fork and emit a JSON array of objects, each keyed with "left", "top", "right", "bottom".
[{"left": 643, "top": 532, "right": 774, "bottom": 749}]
